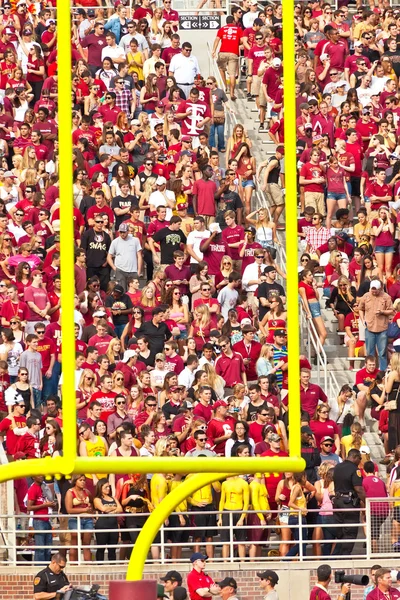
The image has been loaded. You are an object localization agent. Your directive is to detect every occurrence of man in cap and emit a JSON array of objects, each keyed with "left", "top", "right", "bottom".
[
  {"left": 358, "top": 279, "right": 393, "bottom": 370},
  {"left": 256, "top": 145, "right": 285, "bottom": 226},
  {"left": 187, "top": 553, "right": 220, "bottom": 600},
  {"left": 261, "top": 57, "right": 282, "bottom": 130},
  {"left": 257, "top": 570, "right": 279, "bottom": 600},
  {"left": 107, "top": 222, "right": 143, "bottom": 292},
  {"left": 257, "top": 266, "right": 286, "bottom": 321},
  {"left": 320, "top": 435, "right": 341, "bottom": 464},
  {"left": 158, "top": 584, "right": 170, "bottom": 600},
  {"left": 218, "top": 578, "right": 239, "bottom": 600},
  {"left": 149, "top": 176, "right": 175, "bottom": 221},
  {"left": 115, "top": 348, "right": 146, "bottom": 390},
  {"left": 104, "top": 282, "right": 133, "bottom": 337},
  {"left": 161, "top": 570, "right": 183, "bottom": 599}
]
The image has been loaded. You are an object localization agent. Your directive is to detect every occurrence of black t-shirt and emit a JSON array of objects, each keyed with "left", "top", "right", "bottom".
[
  {"left": 80, "top": 228, "right": 111, "bottom": 268},
  {"left": 136, "top": 170, "right": 152, "bottom": 192},
  {"left": 153, "top": 227, "right": 187, "bottom": 264},
  {"left": 134, "top": 320, "right": 172, "bottom": 354},
  {"left": 257, "top": 281, "right": 285, "bottom": 320},
  {"left": 216, "top": 191, "right": 243, "bottom": 228},
  {"left": 105, "top": 292, "right": 133, "bottom": 325},
  {"left": 162, "top": 400, "right": 180, "bottom": 421},
  {"left": 382, "top": 50, "right": 400, "bottom": 76},
  {"left": 111, "top": 193, "right": 139, "bottom": 229},
  {"left": 79, "top": 195, "right": 96, "bottom": 220},
  {"left": 333, "top": 459, "right": 363, "bottom": 494},
  {"left": 33, "top": 566, "right": 69, "bottom": 594}
]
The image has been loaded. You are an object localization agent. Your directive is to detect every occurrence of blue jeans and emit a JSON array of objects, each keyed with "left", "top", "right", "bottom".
[
  {"left": 32, "top": 387, "right": 42, "bottom": 409},
  {"left": 209, "top": 123, "right": 225, "bottom": 151},
  {"left": 33, "top": 519, "right": 52, "bottom": 564},
  {"left": 365, "top": 329, "right": 388, "bottom": 370},
  {"left": 114, "top": 323, "right": 127, "bottom": 338},
  {"left": 286, "top": 515, "right": 308, "bottom": 557},
  {"left": 42, "top": 360, "right": 61, "bottom": 402}
]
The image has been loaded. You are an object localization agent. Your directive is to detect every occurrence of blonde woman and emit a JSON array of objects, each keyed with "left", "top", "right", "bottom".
[
  {"left": 256, "top": 344, "right": 284, "bottom": 377},
  {"left": 203, "top": 363, "right": 225, "bottom": 399},
  {"left": 340, "top": 422, "right": 367, "bottom": 459},
  {"left": 226, "top": 124, "right": 252, "bottom": 168},
  {"left": 126, "top": 385, "right": 145, "bottom": 421},
  {"left": 76, "top": 369, "right": 98, "bottom": 423},
  {"left": 21, "top": 148, "right": 37, "bottom": 173},
  {"left": 139, "top": 176, "right": 157, "bottom": 219},
  {"left": 163, "top": 110, "right": 180, "bottom": 137},
  {"left": 148, "top": 7, "right": 164, "bottom": 44},
  {"left": 215, "top": 255, "right": 233, "bottom": 291},
  {"left": 188, "top": 304, "right": 217, "bottom": 353},
  {"left": 112, "top": 370, "right": 129, "bottom": 396},
  {"left": 245, "top": 207, "right": 278, "bottom": 251},
  {"left": 138, "top": 285, "right": 158, "bottom": 321},
  {"left": 11, "top": 155, "right": 23, "bottom": 182},
  {"left": 106, "top": 338, "right": 123, "bottom": 370}
]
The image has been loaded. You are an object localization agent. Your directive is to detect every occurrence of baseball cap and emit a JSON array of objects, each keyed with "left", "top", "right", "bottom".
[
  {"left": 263, "top": 265, "right": 276, "bottom": 273},
  {"left": 301, "top": 425, "right": 314, "bottom": 435},
  {"left": 257, "top": 570, "right": 279, "bottom": 586},
  {"left": 93, "top": 309, "right": 107, "bottom": 318},
  {"left": 276, "top": 145, "right": 284, "bottom": 155},
  {"left": 304, "top": 122, "right": 313, "bottom": 129},
  {"left": 156, "top": 176, "right": 167, "bottom": 185},
  {"left": 321, "top": 436, "right": 334, "bottom": 443},
  {"left": 4, "top": 28, "right": 13, "bottom": 34},
  {"left": 161, "top": 572, "right": 183, "bottom": 585},
  {"left": 170, "top": 385, "right": 183, "bottom": 393},
  {"left": 45, "top": 18, "right": 55, "bottom": 26},
  {"left": 270, "top": 433, "right": 282, "bottom": 442},
  {"left": 360, "top": 445, "right": 370, "bottom": 454},
  {"left": 190, "top": 553, "right": 208, "bottom": 562},
  {"left": 213, "top": 400, "right": 228, "bottom": 410},
  {"left": 31, "top": 269, "right": 42, "bottom": 276},
  {"left": 93, "top": 112, "right": 103, "bottom": 120},
  {"left": 157, "top": 101, "right": 164, "bottom": 109},
  {"left": 244, "top": 225, "right": 256, "bottom": 234},
  {"left": 118, "top": 222, "right": 129, "bottom": 232},
  {"left": 4, "top": 171, "right": 16, "bottom": 178},
  {"left": 155, "top": 353, "right": 166, "bottom": 361},
  {"left": 272, "top": 58, "right": 281, "bottom": 67},
  {"left": 370, "top": 280, "right": 381, "bottom": 289},
  {"left": 354, "top": 40, "right": 363, "bottom": 47},
  {"left": 113, "top": 284, "right": 124, "bottom": 294},
  {"left": 273, "top": 329, "right": 286, "bottom": 336},
  {"left": 181, "top": 135, "right": 191, "bottom": 142},
  {"left": 182, "top": 400, "right": 193, "bottom": 410},
  {"left": 362, "top": 108, "right": 370, "bottom": 115},
  {"left": 218, "top": 578, "right": 237, "bottom": 590},
  {"left": 122, "top": 349, "right": 137, "bottom": 362},
  {"left": 299, "top": 102, "right": 310, "bottom": 110},
  {"left": 177, "top": 203, "right": 188, "bottom": 210},
  {"left": 14, "top": 452, "right": 26, "bottom": 460}
]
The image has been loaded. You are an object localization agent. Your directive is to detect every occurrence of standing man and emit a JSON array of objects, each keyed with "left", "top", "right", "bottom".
[
  {"left": 169, "top": 43, "right": 200, "bottom": 99},
  {"left": 24, "top": 271, "right": 51, "bottom": 334},
  {"left": 215, "top": 336, "right": 247, "bottom": 394},
  {"left": 233, "top": 325, "right": 262, "bottom": 384},
  {"left": 20, "top": 334, "right": 43, "bottom": 409},
  {"left": 212, "top": 16, "right": 242, "bottom": 100},
  {"left": 81, "top": 215, "right": 111, "bottom": 291},
  {"left": 310, "top": 565, "right": 350, "bottom": 600},
  {"left": 105, "top": 284, "right": 133, "bottom": 338},
  {"left": 257, "top": 570, "right": 280, "bottom": 600},
  {"left": 358, "top": 279, "right": 393, "bottom": 371},
  {"left": 257, "top": 146, "right": 285, "bottom": 226},
  {"left": 107, "top": 223, "right": 142, "bottom": 289},
  {"left": 149, "top": 216, "right": 187, "bottom": 269},
  {"left": 79, "top": 21, "right": 107, "bottom": 76},
  {"left": 332, "top": 448, "right": 365, "bottom": 556},
  {"left": 217, "top": 578, "right": 240, "bottom": 600},
  {"left": 27, "top": 474, "right": 57, "bottom": 564},
  {"left": 135, "top": 307, "right": 172, "bottom": 355},
  {"left": 187, "top": 553, "right": 220, "bottom": 600}
]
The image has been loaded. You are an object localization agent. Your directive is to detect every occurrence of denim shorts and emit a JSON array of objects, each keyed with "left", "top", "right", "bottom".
[
  {"left": 375, "top": 245, "right": 394, "bottom": 254},
  {"left": 327, "top": 192, "right": 347, "bottom": 201},
  {"left": 242, "top": 179, "right": 255, "bottom": 188},
  {"left": 175, "top": 328, "right": 188, "bottom": 340},
  {"left": 309, "top": 301, "right": 322, "bottom": 318},
  {"left": 68, "top": 517, "right": 94, "bottom": 531}
]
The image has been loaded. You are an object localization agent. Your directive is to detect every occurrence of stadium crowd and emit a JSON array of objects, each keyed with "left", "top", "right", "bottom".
[{"left": 0, "top": 0, "right": 400, "bottom": 569}]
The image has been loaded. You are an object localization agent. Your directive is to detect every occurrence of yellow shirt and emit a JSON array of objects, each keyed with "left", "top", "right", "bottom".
[
  {"left": 170, "top": 479, "right": 188, "bottom": 512},
  {"left": 340, "top": 434, "right": 367, "bottom": 457},
  {"left": 249, "top": 479, "right": 270, "bottom": 521},
  {"left": 187, "top": 475, "right": 221, "bottom": 507},
  {"left": 126, "top": 50, "right": 144, "bottom": 80},
  {"left": 150, "top": 473, "right": 168, "bottom": 507},
  {"left": 84, "top": 436, "right": 107, "bottom": 480},
  {"left": 289, "top": 485, "right": 307, "bottom": 515},
  {"left": 219, "top": 477, "right": 249, "bottom": 515}
]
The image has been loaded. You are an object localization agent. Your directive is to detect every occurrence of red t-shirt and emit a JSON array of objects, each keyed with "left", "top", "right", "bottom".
[
  {"left": 207, "top": 417, "right": 235, "bottom": 455},
  {"left": 217, "top": 24, "right": 243, "bottom": 54},
  {"left": 200, "top": 237, "right": 227, "bottom": 276},
  {"left": 300, "top": 162, "right": 325, "bottom": 193},
  {"left": 90, "top": 390, "right": 117, "bottom": 422},
  {"left": 192, "top": 179, "right": 217, "bottom": 216},
  {"left": 88, "top": 334, "right": 113, "bottom": 355},
  {"left": 27, "top": 481, "right": 50, "bottom": 520},
  {"left": 309, "top": 419, "right": 339, "bottom": 450}
]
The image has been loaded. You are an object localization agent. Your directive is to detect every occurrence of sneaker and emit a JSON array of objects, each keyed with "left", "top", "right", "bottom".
[
  {"left": 393, "top": 541, "right": 400, "bottom": 552},
  {"left": 258, "top": 124, "right": 265, "bottom": 132},
  {"left": 247, "top": 94, "right": 253, "bottom": 101},
  {"left": 246, "top": 92, "right": 252, "bottom": 99}
]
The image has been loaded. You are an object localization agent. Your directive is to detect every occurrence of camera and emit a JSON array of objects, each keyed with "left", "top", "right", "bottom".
[
  {"left": 61, "top": 585, "right": 107, "bottom": 600},
  {"left": 334, "top": 571, "right": 369, "bottom": 586}
]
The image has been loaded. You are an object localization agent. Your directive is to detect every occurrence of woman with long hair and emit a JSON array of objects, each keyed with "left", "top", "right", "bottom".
[
  {"left": 137, "top": 285, "right": 158, "bottom": 321},
  {"left": 126, "top": 385, "right": 145, "bottom": 421},
  {"left": 164, "top": 286, "right": 189, "bottom": 345},
  {"left": 327, "top": 275, "right": 356, "bottom": 332},
  {"left": 314, "top": 464, "right": 335, "bottom": 556},
  {"left": 340, "top": 422, "right": 367, "bottom": 459},
  {"left": 112, "top": 370, "right": 129, "bottom": 397},
  {"left": 235, "top": 142, "right": 256, "bottom": 213},
  {"left": 298, "top": 269, "right": 327, "bottom": 346},
  {"left": 310, "top": 405, "right": 340, "bottom": 452},
  {"left": 323, "top": 250, "right": 344, "bottom": 297},
  {"left": 275, "top": 472, "right": 294, "bottom": 556},
  {"left": 214, "top": 255, "right": 233, "bottom": 291},
  {"left": 285, "top": 472, "right": 313, "bottom": 558},
  {"left": 159, "top": 371, "right": 178, "bottom": 408},
  {"left": 326, "top": 155, "right": 351, "bottom": 230},
  {"left": 152, "top": 411, "right": 171, "bottom": 441},
  {"left": 372, "top": 206, "right": 395, "bottom": 280},
  {"left": 260, "top": 297, "right": 287, "bottom": 342},
  {"left": 76, "top": 369, "right": 98, "bottom": 423},
  {"left": 188, "top": 305, "right": 217, "bottom": 353},
  {"left": 189, "top": 261, "right": 214, "bottom": 309},
  {"left": 0, "top": 328, "right": 23, "bottom": 383},
  {"left": 120, "top": 307, "right": 145, "bottom": 351},
  {"left": 93, "top": 478, "right": 122, "bottom": 561},
  {"left": 140, "top": 74, "right": 160, "bottom": 114},
  {"left": 246, "top": 207, "right": 278, "bottom": 253},
  {"left": 221, "top": 309, "right": 242, "bottom": 344},
  {"left": 96, "top": 57, "right": 119, "bottom": 89},
  {"left": 202, "top": 363, "right": 225, "bottom": 399},
  {"left": 65, "top": 474, "right": 94, "bottom": 563},
  {"left": 358, "top": 255, "right": 380, "bottom": 289},
  {"left": 121, "top": 473, "right": 157, "bottom": 557},
  {"left": 106, "top": 338, "right": 123, "bottom": 372},
  {"left": 149, "top": 7, "right": 164, "bottom": 44},
  {"left": 40, "top": 419, "right": 62, "bottom": 457},
  {"left": 226, "top": 124, "right": 252, "bottom": 167},
  {"left": 256, "top": 344, "right": 284, "bottom": 378}
]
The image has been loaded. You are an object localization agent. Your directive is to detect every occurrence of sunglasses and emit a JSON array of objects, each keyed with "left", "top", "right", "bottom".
[
  {"left": 198, "top": 438, "right": 207, "bottom": 442},
  {"left": 86, "top": 377, "right": 94, "bottom": 381},
  {"left": 116, "top": 378, "right": 124, "bottom": 381},
  {"left": 36, "top": 331, "right": 45, "bottom": 334},
  {"left": 79, "top": 431, "right": 85, "bottom": 436},
  {"left": 322, "top": 443, "right": 333, "bottom": 447},
  {"left": 147, "top": 403, "right": 157, "bottom": 407},
  {"left": 18, "top": 404, "right": 25, "bottom": 408},
  {"left": 117, "top": 400, "right": 126, "bottom": 405}
]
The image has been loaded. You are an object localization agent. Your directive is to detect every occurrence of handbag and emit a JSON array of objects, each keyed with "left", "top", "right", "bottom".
[
  {"left": 213, "top": 109, "right": 225, "bottom": 125},
  {"left": 388, "top": 321, "right": 400, "bottom": 340},
  {"left": 386, "top": 384, "right": 400, "bottom": 411}
]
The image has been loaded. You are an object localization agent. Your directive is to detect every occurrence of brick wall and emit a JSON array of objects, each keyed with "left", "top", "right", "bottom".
[{"left": 0, "top": 562, "right": 392, "bottom": 600}]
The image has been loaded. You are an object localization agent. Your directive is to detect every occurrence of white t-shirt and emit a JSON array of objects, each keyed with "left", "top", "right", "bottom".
[
  {"left": 186, "top": 229, "right": 210, "bottom": 263},
  {"left": 149, "top": 189, "right": 175, "bottom": 221},
  {"left": 101, "top": 44, "right": 126, "bottom": 63}
]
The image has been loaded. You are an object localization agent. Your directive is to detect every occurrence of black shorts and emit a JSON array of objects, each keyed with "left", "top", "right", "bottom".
[
  {"left": 191, "top": 504, "right": 217, "bottom": 539},
  {"left": 168, "top": 513, "right": 190, "bottom": 543},
  {"left": 394, "top": 506, "right": 400, "bottom": 523},
  {"left": 220, "top": 511, "right": 247, "bottom": 543},
  {"left": 370, "top": 513, "right": 387, "bottom": 540},
  {"left": 350, "top": 176, "right": 361, "bottom": 197}
]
